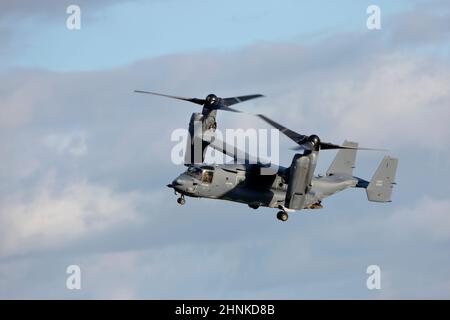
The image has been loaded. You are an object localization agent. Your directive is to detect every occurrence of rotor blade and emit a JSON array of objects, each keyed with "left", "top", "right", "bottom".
[
  {"left": 257, "top": 114, "right": 308, "bottom": 144},
  {"left": 290, "top": 145, "right": 311, "bottom": 151},
  {"left": 221, "top": 94, "right": 264, "bottom": 107},
  {"left": 219, "top": 106, "right": 242, "bottom": 113},
  {"left": 134, "top": 90, "right": 205, "bottom": 105},
  {"left": 291, "top": 142, "right": 387, "bottom": 151},
  {"left": 320, "top": 142, "right": 387, "bottom": 151},
  {"left": 320, "top": 142, "right": 353, "bottom": 150}
]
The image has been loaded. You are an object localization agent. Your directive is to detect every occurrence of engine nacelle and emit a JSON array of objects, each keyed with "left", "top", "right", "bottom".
[
  {"left": 285, "top": 152, "right": 318, "bottom": 210},
  {"left": 184, "top": 111, "right": 217, "bottom": 164}
]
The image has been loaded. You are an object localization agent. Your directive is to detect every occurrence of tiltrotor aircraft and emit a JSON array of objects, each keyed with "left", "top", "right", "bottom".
[{"left": 135, "top": 90, "right": 398, "bottom": 221}]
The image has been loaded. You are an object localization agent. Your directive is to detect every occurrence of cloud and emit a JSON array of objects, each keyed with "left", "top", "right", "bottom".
[
  {"left": 304, "top": 53, "right": 450, "bottom": 149},
  {"left": 0, "top": 2, "right": 450, "bottom": 298},
  {"left": 0, "top": 28, "right": 13, "bottom": 58},
  {"left": 388, "top": 196, "right": 450, "bottom": 243},
  {"left": 0, "top": 0, "right": 143, "bottom": 63},
  {"left": 389, "top": 10, "right": 450, "bottom": 46},
  {"left": 2, "top": 39, "right": 450, "bottom": 152},
  {"left": 0, "top": 177, "right": 142, "bottom": 257},
  {"left": 0, "top": 0, "right": 138, "bottom": 20},
  {"left": 2, "top": 194, "right": 448, "bottom": 299},
  {"left": 43, "top": 131, "right": 88, "bottom": 157}
]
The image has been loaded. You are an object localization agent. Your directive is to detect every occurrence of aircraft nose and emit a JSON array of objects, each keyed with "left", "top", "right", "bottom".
[
  {"left": 168, "top": 178, "right": 183, "bottom": 189},
  {"left": 173, "top": 178, "right": 185, "bottom": 186},
  {"left": 170, "top": 176, "right": 196, "bottom": 194},
  {"left": 170, "top": 177, "right": 190, "bottom": 190}
]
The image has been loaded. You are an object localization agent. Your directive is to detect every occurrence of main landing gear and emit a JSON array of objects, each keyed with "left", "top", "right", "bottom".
[
  {"left": 177, "top": 194, "right": 186, "bottom": 205},
  {"left": 276, "top": 211, "right": 289, "bottom": 222}
]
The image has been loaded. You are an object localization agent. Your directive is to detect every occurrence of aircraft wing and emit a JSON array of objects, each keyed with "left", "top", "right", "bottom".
[{"left": 204, "top": 133, "right": 257, "bottom": 164}]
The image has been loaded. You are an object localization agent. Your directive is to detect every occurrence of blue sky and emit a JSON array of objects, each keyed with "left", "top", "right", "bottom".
[
  {"left": 0, "top": 0, "right": 450, "bottom": 299},
  {"left": 7, "top": 0, "right": 413, "bottom": 71}
]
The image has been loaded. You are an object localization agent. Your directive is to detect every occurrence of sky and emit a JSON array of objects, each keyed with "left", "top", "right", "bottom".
[{"left": 0, "top": 0, "right": 449, "bottom": 299}]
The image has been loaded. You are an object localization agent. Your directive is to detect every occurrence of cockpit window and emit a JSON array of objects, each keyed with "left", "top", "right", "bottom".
[
  {"left": 202, "top": 170, "right": 214, "bottom": 184},
  {"left": 186, "top": 167, "right": 202, "bottom": 179},
  {"left": 186, "top": 167, "right": 214, "bottom": 183}
]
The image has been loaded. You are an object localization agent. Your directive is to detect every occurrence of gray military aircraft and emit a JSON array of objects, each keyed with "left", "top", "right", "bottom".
[{"left": 135, "top": 90, "right": 398, "bottom": 222}]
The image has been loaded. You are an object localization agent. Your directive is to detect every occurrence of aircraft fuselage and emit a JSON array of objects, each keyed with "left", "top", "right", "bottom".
[{"left": 170, "top": 163, "right": 358, "bottom": 210}]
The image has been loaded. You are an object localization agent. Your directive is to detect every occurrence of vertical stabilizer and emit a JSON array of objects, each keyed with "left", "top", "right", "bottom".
[
  {"left": 326, "top": 140, "right": 358, "bottom": 176},
  {"left": 366, "top": 156, "right": 398, "bottom": 202}
]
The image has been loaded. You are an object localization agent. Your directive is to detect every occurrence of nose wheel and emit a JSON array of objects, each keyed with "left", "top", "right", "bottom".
[
  {"left": 276, "top": 211, "right": 289, "bottom": 222},
  {"left": 177, "top": 195, "right": 186, "bottom": 205}
]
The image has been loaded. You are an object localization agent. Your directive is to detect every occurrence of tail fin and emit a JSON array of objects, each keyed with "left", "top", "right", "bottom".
[
  {"left": 366, "top": 156, "right": 398, "bottom": 202},
  {"left": 326, "top": 140, "right": 358, "bottom": 176}
]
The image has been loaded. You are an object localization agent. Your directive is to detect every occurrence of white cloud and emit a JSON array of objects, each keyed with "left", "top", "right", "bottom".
[
  {"left": 83, "top": 251, "right": 141, "bottom": 299},
  {"left": 388, "top": 196, "right": 450, "bottom": 243},
  {"left": 0, "top": 72, "right": 52, "bottom": 129},
  {"left": 0, "top": 4, "right": 450, "bottom": 298},
  {"left": 330, "top": 55, "right": 450, "bottom": 149},
  {"left": 0, "top": 178, "right": 141, "bottom": 257},
  {"left": 51, "top": 193, "right": 450, "bottom": 299},
  {"left": 43, "top": 131, "right": 88, "bottom": 157},
  {"left": 256, "top": 52, "right": 450, "bottom": 151}
]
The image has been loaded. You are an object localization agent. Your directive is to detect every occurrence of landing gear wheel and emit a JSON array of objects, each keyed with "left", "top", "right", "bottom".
[
  {"left": 276, "top": 211, "right": 288, "bottom": 222},
  {"left": 177, "top": 197, "right": 186, "bottom": 205}
]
